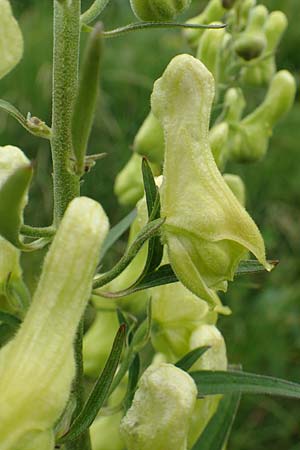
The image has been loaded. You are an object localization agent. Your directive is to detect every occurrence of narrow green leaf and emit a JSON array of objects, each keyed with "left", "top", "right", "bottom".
[
  {"left": 140, "top": 158, "right": 164, "bottom": 273},
  {"left": 72, "top": 23, "right": 102, "bottom": 175},
  {"left": 175, "top": 346, "right": 210, "bottom": 372},
  {"left": 58, "top": 324, "right": 126, "bottom": 444},
  {"left": 142, "top": 158, "right": 157, "bottom": 217},
  {"left": 93, "top": 264, "right": 176, "bottom": 299},
  {"left": 236, "top": 259, "right": 278, "bottom": 275},
  {"left": 123, "top": 354, "right": 140, "bottom": 412},
  {"left": 101, "top": 22, "right": 226, "bottom": 39},
  {"left": 0, "top": 165, "right": 32, "bottom": 247},
  {"left": 109, "top": 314, "right": 151, "bottom": 395},
  {"left": 94, "top": 258, "right": 276, "bottom": 299},
  {"left": 190, "top": 370, "right": 300, "bottom": 399},
  {"left": 191, "top": 393, "right": 241, "bottom": 450},
  {"left": 99, "top": 209, "right": 137, "bottom": 261},
  {"left": 93, "top": 218, "right": 165, "bottom": 289},
  {"left": 0, "top": 99, "right": 51, "bottom": 139},
  {"left": 0, "top": 324, "right": 14, "bottom": 347},
  {"left": 0, "top": 311, "right": 21, "bottom": 330}
]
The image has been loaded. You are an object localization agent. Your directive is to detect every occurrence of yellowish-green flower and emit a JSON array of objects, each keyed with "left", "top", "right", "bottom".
[
  {"left": 223, "top": 173, "right": 246, "bottom": 206},
  {"left": 0, "top": 145, "right": 29, "bottom": 205},
  {"left": 229, "top": 70, "right": 296, "bottom": 162},
  {"left": 133, "top": 111, "right": 165, "bottom": 166},
  {"left": 188, "top": 324, "right": 227, "bottom": 447},
  {"left": 83, "top": 310, "right": 119, "bottom": 378},
  {"left": 151, "top": 54, "right": 271, "bottom": 307},
  {"left": 0, "top": 197, "right": 109, "bottom": 450},
  {"left": 0, "top": 0, "right": 23, "bottom": 80},
  {"left": 120, "top": 362, "right": 197, "bottom": 450},
  {"left": 151, "top": 282, "right": 210, "bottom": 360},
  {"left": 0, "top": 237, "right": 21, "bottom": 295}
]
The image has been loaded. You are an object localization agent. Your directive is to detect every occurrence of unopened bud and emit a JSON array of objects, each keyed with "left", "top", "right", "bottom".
[{"left": 120, "top": 363, "right": 197, "bottom": 450}]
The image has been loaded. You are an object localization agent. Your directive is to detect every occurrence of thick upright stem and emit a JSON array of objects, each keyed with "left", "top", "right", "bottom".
[
  {"left": 52, "top": 0, "right": 81, "bottom": 224},
  {"left": 52, "top": 2, "right": 91, "bottom": 449}
]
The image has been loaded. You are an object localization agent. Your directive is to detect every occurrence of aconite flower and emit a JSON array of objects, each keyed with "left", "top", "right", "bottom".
[
  {"left": 0, "top": 0, "right": 23, "bottom": 80},
  {"left": 0, "top": 197, "right": 109, "bottom": 450},
  {"left": 120, "top": 363, "right": 197, "bottom": 450},
  {"left": 151, "top": 54, "right": 271, "bottom": 307}
]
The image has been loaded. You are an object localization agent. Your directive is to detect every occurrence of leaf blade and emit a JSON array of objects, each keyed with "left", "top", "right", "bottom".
[
  {"left": 175, "top": 346, "right": 210, "bottom": 372},
  {"left": 190, "top": 370, "right": 300, "bottom": 399},
  {"left": 58, "top": 324, "right": 126, "bottom": 444},
  {"left": 191, "top": 393, "right": 241, "bottom": 450}
]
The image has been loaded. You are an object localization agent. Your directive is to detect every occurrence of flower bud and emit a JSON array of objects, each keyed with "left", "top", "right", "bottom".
[
  {"left": 133, "top": 111, "right": 165, "bottom": 166},
  {"left": 242, "top": 11, "right": 288, "bottom": 85},
  {"left": 196, "top": 23, "right": 226, "bottom": 83},
  {"left": 223, "top": 174, "right": 246, "bottom": 206},
  {"left": 0, "top": 237, "right": 21, "bottom": 294},
  {"left": 151, "top": 283, "right": 209, "bottom": 359},
  {"left": 91, "top": 413, "right": 124, "bottom": 450},
  {"left": 184, "top": 0, "right": 225, "bottom": 48},
  {"left": 208, "top": 122, "right": 229, "bottom": 170},
  {"left": 83, "top": 310, "right": 119, "bottom": 378},
  {"left": 188, "top": 324, "right": 227, "bottom": 446},
  {"left": 234, "top": 5, "right": 268, "bottom": 61},
  {"left": 222, "top": 0, "right": 236, "bottom": 9},
  {"left": 0, "top": 0, "right": 23, "bottom": 79},
  {"left": 120, "top": 363, "right": 197, "bottom": 450},
  {"left": 95, "top": 194, "right": 150, "bottom": 314},
  {"left": 130, "top": 0, "right": 191, "bottom": 21},
  {"left": 229, "top": 70, "right": 296, "bottom": 162},
  {"left": 0, "top": 145, "right": 29, "bottom": 205},
  {"left": 0, "top": 146, "right": 28, "bottom": 306},
  {"left": 223, "top": 87, "right": 246, "bottom": 123},
  {"left": 0, "top": 197, "right": 109, "bottom": 449},
  {"left": 151, "top": 54, "right": 270, "bottom": 307},
  {"left": 240, "top": 0, "right": 256, "bottom": 26}
]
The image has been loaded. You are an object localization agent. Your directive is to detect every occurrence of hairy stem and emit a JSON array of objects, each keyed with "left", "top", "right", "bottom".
[
  {"left": 52, "top": 2, "right": 91, "bottom": 449},
  {"left": 52, "top": 0, "right": 81, "bottom": 224},
  {"left": 80, "top": 0, "right": 111, "bottom": 25}
]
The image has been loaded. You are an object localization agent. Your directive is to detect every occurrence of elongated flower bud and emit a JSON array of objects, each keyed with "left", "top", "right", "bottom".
[
  {"left": 133, "top": 112, "right": 165, "bottom": 166},
  {"left": 223, "top": 174, "right": 246, "bottom": 206},
  {"left": 184, "top": 0, "right": 225, "bottom": 48},
  {"left": 196, "top": 23, "right": 226, "bottom": 84},
  {"left": 120, "top": 363, "right": 197, "bottom": 450},
  {"left": 151, "top": 283, "right": 209, "bottom": 359},
  {"left": 83, "top": 310, "right": 119, "bottom": 378},
  {"left": 0, "top": 0, "right": 23, "bottom": 79},
  {"left": 151, "top": 54, "right": 271, "bottom": 307},
  {"left": 130, "top": 0, "right": 191, "bottom": 21},
  {"left": 242, "top": 11, "right": 288, "bottom": 85},
  {"left": 188, "top": 324, "right": 227, "bottom": 446},
  {"left": 234, "top": 5, "right": 268, "bottom": 61},
  {"left": 0, "top": 145, "right": 29, "bottom": 204},
  {"left": 229, "top": 70, "right": 296, "bottom": 162},
  {"left": 0, "top": 197, "right": 109, "bottom": 449}
]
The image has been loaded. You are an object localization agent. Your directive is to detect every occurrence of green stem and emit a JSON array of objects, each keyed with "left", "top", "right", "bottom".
[
  {"left": 52, "top": 0, "right": 81, "bottom": 224},
  {"left": 101, "top": 21, "right": 226, "bottom": 38},
  {"left": 20, "top": 224, "right": 56, "bottom": 238},
  {"left": 52, "top": 2, "right": 90, "bottom": 449},
  {"left": 80, "top": 0, "right": 111, "bottom": 26}
]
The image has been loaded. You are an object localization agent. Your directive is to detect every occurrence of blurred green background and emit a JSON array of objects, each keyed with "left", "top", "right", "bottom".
[{"left": 1, "top": 0, "right": 300, "bottom": 448}]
